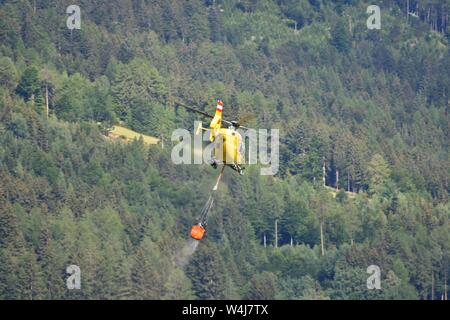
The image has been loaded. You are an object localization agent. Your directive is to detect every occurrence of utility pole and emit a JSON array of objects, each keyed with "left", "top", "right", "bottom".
[
  {"left": 445, "top": 270, "right": 448, "bottom": 300},
  {"left": 431, "top": 270, "right": 434, "bottom": 300},
  {"left": 30, "top": 94, "right": 35, "bottom": 108},
  {"left": 312, "top": 195, "right": 326, "bottom": 256},
  {"left": 45, "top": 83, "right": 49, "bottom": 119},
  {"left": 347, "top": 172, "right": 350, "bottom": 192},
  {"left": 406, "top": 0, "right": 410, "bottom": 21},
  {"left": 320, "top": 219, "right": 324, "bottom": 256},
  {"left": 336, "top": 169, "right": 339, "bottom": 191},
  {"left": 274, "top": 219, "right": 278, "bottom": 248},
  {"left": 322, "top": 157, "right": 326, "bottom": 187},
  {"left": 347, "top": 14, "right": 353, "bottom": 34},
  {"left": 41, "top": 68, "right": 50, "bottom": 119}
]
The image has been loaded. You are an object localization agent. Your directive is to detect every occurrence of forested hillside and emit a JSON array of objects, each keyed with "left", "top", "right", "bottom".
[{"left": 0, "top": 0, "right": 449, "bottom": 299}]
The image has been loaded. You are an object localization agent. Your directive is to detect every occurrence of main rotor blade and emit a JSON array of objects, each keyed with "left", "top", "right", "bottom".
[
  {"left": 235, "top": 127, "right": 287, "bottom": 143},
  {"left": 172, "top": 99, "right": 214, "bottom": 119},
  {"left": 221, "top": 119, "right": 251, "bottom": 130},
  {"left": 237, "top": 112, "right": 255, "bottom": 126},
  {"left": 222, "top": 119, "right": 233, "bottom": 126},
  {"left": 171, "top": 98, "right": 277, "bottom": 138}
]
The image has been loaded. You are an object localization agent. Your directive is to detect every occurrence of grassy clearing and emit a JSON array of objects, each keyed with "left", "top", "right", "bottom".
[{"left": 108, "top": 125, "right": 160, "bottom": 145}]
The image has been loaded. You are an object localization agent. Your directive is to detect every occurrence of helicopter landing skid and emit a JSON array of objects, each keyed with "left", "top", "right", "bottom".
[{"left": 229, "top": 163, "right": 245, "bottom": 176}]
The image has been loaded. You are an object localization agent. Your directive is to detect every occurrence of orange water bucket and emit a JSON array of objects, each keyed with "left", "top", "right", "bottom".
[{"left": 190, "top": 224, "right": 206, "bottom": 240}]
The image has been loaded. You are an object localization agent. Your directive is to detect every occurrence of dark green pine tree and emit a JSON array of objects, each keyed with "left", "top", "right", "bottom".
[
  {"left": 35, "top": 226, "right": 66, "bottom": 299},
  {"left": 331, "top": 18, "right": 351, "bottom": 53},
  {"left": 15, "top": 248, "right": 47, "bottom": 299},
  {"left": 0, "top": 248, "right": 18, "bottom": 299},
  {"left": 186, "top": 243, "right": 228, "bottom": 300},
  {"left": 130, "top": 237, "right": 167, "bottom": 299},
  {"left": 20, "top": 5, "right": 41, "bottom": 48},
  {"left": 161, "top": 1, "right": 180, "bottom": 42},
  {"left": 16, "top": 66, "right": 41, "bottom": 102},
  {"left": 0, "top": 187, "right": 23, "bottom": 250},
  {"left": 236, "top": 0, "right": 258, "bottom": 13},
  {"left": 246, "top": 271, "right": 278, "bottom": 300},
  {"left": 208, "top": 6, "right": 222, "bottom": 42},
  {"left": 0, "top": 187, "right": 26, "bottom": 298},
  {"left": 0, "top": 57, "right": 19, "bottom": 92}
]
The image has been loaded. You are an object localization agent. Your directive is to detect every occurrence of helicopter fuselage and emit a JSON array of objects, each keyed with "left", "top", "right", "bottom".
[{"left": 211, "top": 127, "right": 244, "bottom": 166}]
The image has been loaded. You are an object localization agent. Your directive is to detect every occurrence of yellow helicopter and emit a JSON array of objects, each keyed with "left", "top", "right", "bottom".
[
  {"left": 172, "top": 99, "right": 258, "bottom": 241},
  {"left": 174, "top": 99, "right": 252, "bottom": 176}
]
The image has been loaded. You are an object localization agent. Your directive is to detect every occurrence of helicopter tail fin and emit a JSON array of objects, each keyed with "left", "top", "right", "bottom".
[
  {"left": 214, "top": 100, "right": 223, "bottom": 117},
  {"left": 210, "top": 100, "right": 223, "bottom": 134},
  {"left": 211, "top": 100, "right": 223, "bottom": 126}
]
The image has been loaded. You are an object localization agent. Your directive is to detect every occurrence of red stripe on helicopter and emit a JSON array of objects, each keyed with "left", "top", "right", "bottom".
[{"left": 216, "top": 100, "right": 223, "bottom": 113}]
